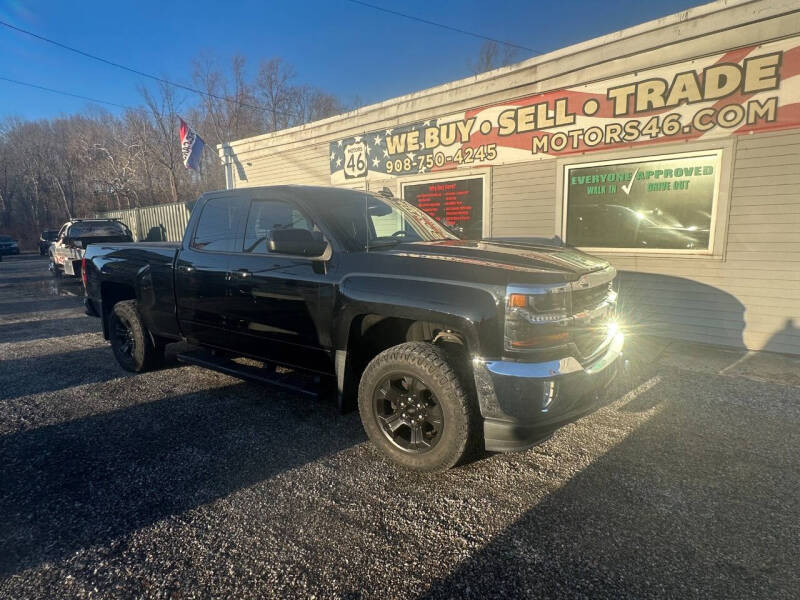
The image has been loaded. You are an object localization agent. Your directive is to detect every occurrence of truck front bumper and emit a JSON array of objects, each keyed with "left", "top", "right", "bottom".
[{"left": 473, "top": 332, "right": 624, "bottom": 452}]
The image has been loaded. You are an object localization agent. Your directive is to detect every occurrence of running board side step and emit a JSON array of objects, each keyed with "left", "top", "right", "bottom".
[{"left": 177, "top": 349, "right": 323, "bottom": 398}]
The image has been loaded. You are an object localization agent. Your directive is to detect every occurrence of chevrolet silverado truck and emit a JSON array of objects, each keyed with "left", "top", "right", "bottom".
[
  {"left": 83, "top": 186, "right": 623, "bottom": 471},
  {"left": 50, "top": 218, "right": 133, "bottom": 277}
]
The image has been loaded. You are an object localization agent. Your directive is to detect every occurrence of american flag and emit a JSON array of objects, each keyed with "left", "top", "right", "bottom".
[{"left": 179, "top": 118, "right": 205, "bottom": 171}]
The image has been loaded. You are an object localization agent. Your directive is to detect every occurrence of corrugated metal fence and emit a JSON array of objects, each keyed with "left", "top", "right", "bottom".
[{"left": 96, "top": 200, "right": 192, "bottom": 242}]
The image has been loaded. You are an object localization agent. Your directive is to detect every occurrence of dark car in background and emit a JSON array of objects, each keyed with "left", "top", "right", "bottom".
[
  {"left": 0, "top": 235, "right": 20, "bottom": 256},
  {"left": 39, "top": 230, "right": 59, "bottom": 256},
  {"left": 568, "top": 204, "right": 710, "bottom": 250}
]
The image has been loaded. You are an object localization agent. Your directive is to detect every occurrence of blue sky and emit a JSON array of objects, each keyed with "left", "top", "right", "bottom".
[{"left": 0, "top": 0, "right": 701, "bottom": 120}]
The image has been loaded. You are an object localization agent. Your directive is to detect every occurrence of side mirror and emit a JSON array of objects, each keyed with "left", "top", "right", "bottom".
[
  {"left": 367, "top": 200, "right": 392, "bottom": 217},
  {"left": 267, "top": 228, "right": 328, "bottom": 257}
]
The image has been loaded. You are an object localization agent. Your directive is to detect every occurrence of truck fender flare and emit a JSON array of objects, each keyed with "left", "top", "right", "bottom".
[{"left": 332, "top": 274, "right": 502, "bottom": 356}]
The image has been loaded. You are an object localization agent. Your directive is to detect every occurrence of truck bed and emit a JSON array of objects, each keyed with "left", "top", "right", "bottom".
[{"left": 84, "top": 242, "right": 182, "bottom": 339}]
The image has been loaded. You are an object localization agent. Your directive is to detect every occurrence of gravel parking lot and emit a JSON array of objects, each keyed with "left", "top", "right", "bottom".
[{"left": 1, "top": 255, "right": 798, "bottom": 599}]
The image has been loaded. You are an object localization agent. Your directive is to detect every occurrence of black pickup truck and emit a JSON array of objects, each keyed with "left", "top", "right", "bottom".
[{"left": 84, "top": 186, "right": 623, "bottom": 471}]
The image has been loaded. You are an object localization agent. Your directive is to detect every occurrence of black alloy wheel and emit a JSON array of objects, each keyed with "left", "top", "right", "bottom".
[
  {"left": 112, "top": 312, "right": 137, "bottom": 361},
  {"left": 358, "top": 341, "right": 480, "bottom": 471},
  {"left": 109, "top": 300, "right": 164, "bottom": 373},
  {"left": 373, "top": 374, "right": 444, "bottom": 453}
]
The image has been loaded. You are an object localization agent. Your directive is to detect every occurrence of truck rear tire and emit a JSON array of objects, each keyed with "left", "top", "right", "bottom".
[
  {"left": 109, "top": 300, "right": 163, "bottom": 373},
  {"left": 358, "top": 341, "right": 480, "bottom": 471}
]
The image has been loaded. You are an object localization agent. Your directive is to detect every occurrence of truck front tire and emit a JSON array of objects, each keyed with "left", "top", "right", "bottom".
[
  {"left": 109, "top": 300, "right": 164, "bottom": 373},
  {"left": 358, "top": 342, "right": 480, "bottom": 471}
]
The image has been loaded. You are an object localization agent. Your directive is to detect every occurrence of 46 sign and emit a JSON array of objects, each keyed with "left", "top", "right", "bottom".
[{"left": 343, "top": 141, "right": 368, "bottom": 178}]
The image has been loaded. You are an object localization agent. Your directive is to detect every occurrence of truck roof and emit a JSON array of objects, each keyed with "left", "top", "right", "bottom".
[{"left": 199, "top": 185, "right": 386, "bottom": 204}]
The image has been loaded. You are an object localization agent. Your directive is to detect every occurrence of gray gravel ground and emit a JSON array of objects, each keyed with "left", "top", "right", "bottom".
[{"left": 1, "top": 255, "right": 798, "bottom": 599}]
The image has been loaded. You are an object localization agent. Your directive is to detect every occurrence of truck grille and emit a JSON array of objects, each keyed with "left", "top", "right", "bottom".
[
  {"left": 573, "top": 328, "right": 608, "bottom": 358},
  {"left": 572, "top": 281, "right": 612, "bottom": 314},
  {"left": 570, "top": 280, "right": 615, "bottom": 360}
]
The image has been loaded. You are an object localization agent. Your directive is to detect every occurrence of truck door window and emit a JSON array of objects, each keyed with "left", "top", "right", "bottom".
[
  {"left": 243, "top": 200, "right": 319, "bottom": 254},
  {"left": 192, "top": 197, "right": 248, "bottom": 252}
]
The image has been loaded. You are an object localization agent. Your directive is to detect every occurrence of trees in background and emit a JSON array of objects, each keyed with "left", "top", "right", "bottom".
[
  {"left": 470, "top": 41, "right": 519, "bottom": 75},
  {"left": 0, "top": 54, "right": 348, "bottom": 249}
]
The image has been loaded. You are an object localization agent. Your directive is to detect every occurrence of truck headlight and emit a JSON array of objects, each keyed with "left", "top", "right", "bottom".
[{"left": 504, "top": 290, "right": 569, "bottom": 351}]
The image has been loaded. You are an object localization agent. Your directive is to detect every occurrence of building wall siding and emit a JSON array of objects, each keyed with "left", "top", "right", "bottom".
[{"left": 491, "top": 161, "right": 556, "bottom": 238}]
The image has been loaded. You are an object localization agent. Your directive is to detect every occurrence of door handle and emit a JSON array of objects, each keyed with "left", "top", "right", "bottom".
[
  {"left": 232, "top": 268, "right": 252, "bottom": 279},
  {"left": 177, "top": 265, "right": 195, "bottom": 273}
]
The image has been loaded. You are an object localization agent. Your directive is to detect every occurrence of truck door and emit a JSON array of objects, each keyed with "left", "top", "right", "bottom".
[
  {"left": 224, "top": 197, "right": 333, "bottom": 374},
  {"left": 175, "top": 195, "right": 248, "bottom": 345}
]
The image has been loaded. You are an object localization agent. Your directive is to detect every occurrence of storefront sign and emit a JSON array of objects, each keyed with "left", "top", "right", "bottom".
[
  {"left": 402, "top": 177, "right": 484, "bottom": 240},
  {"left": 330, "top": 37, "right": 800, "bottom": 183},
  {"left": 563, "top": 151, "right": 721, "bottom": 251}
]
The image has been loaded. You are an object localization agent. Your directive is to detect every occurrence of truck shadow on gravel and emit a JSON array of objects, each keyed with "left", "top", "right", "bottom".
[
  {"left": 0, "top": 296, "right": 83, "bottom": 316},
  {"left": 418, "top": 371, "right": 800, "bottom": 599},
  {"left": 0, "top": 381, "right": 366, "bottom": 577},
  {"left": 0, "top": 346, "right": 139, "bottom": 399},
  {"left": 0, "top": 316, "right": 100, "bottom": 344}
]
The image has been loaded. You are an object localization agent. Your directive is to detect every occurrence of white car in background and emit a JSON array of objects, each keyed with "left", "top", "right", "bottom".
[{"left": 49, "top": 219, "right": 133, "bottom": 277}]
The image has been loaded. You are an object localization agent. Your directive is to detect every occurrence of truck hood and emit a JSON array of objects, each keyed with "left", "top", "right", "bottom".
[{"left": 380, "top": 239, "right": 610, "bottom": 282}]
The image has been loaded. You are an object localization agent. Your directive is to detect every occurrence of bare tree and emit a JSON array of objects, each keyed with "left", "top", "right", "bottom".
[
  {"left": 80, "top": 114, "right": 143, "bottom": 209},
  {"left": 294, "top": 86, "right": 345, "bottom": 123},
  {"left": 139, "top": 83, "right": 185, "bottom": 203},
  {"left": 470, "top": 41, "right": 519, "bottom": 75},
  {"left": 0, "top": 51, "right": 348, "bottom": 248},
  {"left": 192, "top": 54, "right": 262, "bottom": 146},
  {"left": 255, "top": 57, "right": 298, "bottom": 131}
]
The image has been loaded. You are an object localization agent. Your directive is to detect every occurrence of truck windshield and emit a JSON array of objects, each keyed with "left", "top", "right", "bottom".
[{"left": 313, "top": 193, "right": 458, "bottom": 250}]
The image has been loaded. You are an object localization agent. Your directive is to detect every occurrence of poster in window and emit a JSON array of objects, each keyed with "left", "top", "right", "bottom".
[
  {"left": 403, "top": 177, "right": 483, "bottom": 240},
  {"left": 565, "top": 152, "right": 720, "bottom": 251}
]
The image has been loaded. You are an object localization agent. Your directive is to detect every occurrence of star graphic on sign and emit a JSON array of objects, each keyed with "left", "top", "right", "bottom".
[
  {"left": 337, "top": 140, "right": 342, "bottom": 147},
  {"left": 383, "top": 149, "right": 389, "bottom": 158},
  {"left": 407, "top": 152, "right": 416, "bottom": 161},
  {"left": 373, "top": 134, "right": 382, "bottom": 145},
  {"left": 336, "top": 158, "right": 342, "bottom": 167},
  {"left": 419, "top": 165, "right": 427, "bottom": 174},
  {"left": 372, "top": 157, "right": 380, "bottom": 167},
  {"left": 385, "top": 128, "right": 393, "bottom": 136},
  {"left": 354, "top": 135, "right": 362, "bottom": 143},
  {"left": 330, "top": 152, "right": 336, "bottom": 161},
  {"left": 423, "top": 120, "right": 430, "bottom": 127}
]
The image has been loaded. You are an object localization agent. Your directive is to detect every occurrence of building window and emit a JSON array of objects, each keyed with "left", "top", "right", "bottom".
[
  {"left": 402, "top": 176, "right": 484, "bottom": 240},
  {"left": 563, "top": 151, "right": 722, "bottom": 253}
]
